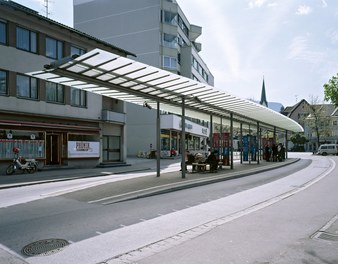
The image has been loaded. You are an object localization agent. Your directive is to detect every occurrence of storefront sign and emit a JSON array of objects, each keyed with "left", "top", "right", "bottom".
[{"left": 68, "top": 141, "right": 100, "bottom": 158}]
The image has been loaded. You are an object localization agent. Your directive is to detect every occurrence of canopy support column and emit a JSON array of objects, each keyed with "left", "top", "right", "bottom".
[
  {"left": 257, "top": 121, "right": 260, "bottom": 165},
  {"left": 285, "top": 130, "right": 288, "bottom": 159},
  {"left": 230, "top": 113, "right": 234, "bottom": 169},
  {"left": 181, "top": 96, "right": 186, "bottom": 179},
  {"left": 156, "top": 101, "right": 161, "bottom": 177},
  {"left": 240, "top": 123, "right": 243, "bottom": 164}
]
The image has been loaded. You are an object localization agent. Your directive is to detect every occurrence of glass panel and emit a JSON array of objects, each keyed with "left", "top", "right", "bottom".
[
  {"left": 30, "top": 31, "right": 37, "bottom": 53},
  {"left": 46, "top": 37, "right": 56, "bottom": 58},
  {"left": 16, "top": 27, "right": 29, "bottom": 51},
  {"left": 57, "top": 86, "right": 64, "bottom": 103},
  {"left": 71, "top": 46, "right": 86, "bottom": 56},
  {"left": 57, "top": 41, "right": 63, "bottom": 59},
  {"left": 30, "top": 78, "right": 38, "bottom": 99},
  {"left": 0, "top": 22, "right": 6, "bottom": 44},
  {"left": 16, "top": 75, "right": 30, "bottom": 97},
  {"left": 0, "top": 70, "right": 7, "bottom": 95}
]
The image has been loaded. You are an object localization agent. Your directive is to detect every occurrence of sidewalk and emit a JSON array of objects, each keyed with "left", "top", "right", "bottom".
[{"left": 0, "top": 157, "right": 300, "bottom": 203}]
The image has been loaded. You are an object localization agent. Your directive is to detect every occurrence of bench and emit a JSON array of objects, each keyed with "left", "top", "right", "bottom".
[{"left": 191, "top": 163, "right": 207, "bottom": 173}]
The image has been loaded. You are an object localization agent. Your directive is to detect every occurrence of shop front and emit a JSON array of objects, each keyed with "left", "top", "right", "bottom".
[
  {"left": 160, "top": 115, "right": 209, "bottom": 156},
  {"left": 0, "top": 117, "right": 101, "bottom": 172}
]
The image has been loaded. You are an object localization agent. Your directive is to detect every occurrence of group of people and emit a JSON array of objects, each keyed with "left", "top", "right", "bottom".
[
  {"left": 264, "top": 143, "right": 285, "bottom": 162},
  {"left": 180, "top": 149, "right": 219, "bottom": 172}
]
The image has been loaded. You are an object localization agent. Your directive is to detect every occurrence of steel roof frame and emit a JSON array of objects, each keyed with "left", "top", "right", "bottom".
[{"left": 28, "top": 48, "right": 303, "bottom": 133}]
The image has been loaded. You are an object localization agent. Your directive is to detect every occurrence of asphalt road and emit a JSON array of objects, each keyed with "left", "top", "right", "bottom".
[
  {"left": 135, "top": 155, "right": 338, "bottom": 264},
  {"left": 0, "top": 158, "right": 311, "bottom": 258}
]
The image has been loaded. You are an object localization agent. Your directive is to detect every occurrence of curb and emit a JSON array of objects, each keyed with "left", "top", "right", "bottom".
[{"left": 98, "top": 159, "right": 301, "bottom": 204}]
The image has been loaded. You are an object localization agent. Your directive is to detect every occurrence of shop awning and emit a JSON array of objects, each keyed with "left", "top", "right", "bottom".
[{"left": 28, "top": 48, "right": 303, "bottom": 133}]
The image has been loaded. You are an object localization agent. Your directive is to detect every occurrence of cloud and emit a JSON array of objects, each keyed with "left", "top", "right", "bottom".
[
  {"left": 327, "top": 30, "right": 338, "bottom": 44},
  {"left": 287, "top": 36, "right": 324, "bottom": 64},
  {"left": 248, "top": 0, "right": 278, "bottom": 8},
  {"left": 321, "top": 0, "right": 328, "bottom": 8},
  {"left": 248, "top": 0, "right": 267, "bottom": 8},
  {"left": 296, "top": 5, "right": 313, "bottom": 15}
]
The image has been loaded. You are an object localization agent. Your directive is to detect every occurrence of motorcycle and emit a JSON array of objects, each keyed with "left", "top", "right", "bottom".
[{"left": 6, "top": 147, "right": 39, "bottom": 175}]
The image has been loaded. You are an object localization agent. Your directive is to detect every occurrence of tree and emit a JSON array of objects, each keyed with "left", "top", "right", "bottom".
[
  {"left": 302, "top": 96, "right": 331, "bottom": 148},
  {"left": 290, "top": 133, "right": 308, "bottom": 151},
  {"left": 324, "top": 73, "right": 338, "bottom": 107}
]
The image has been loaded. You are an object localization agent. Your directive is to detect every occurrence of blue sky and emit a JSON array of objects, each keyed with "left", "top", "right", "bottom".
[{"left": 14, "top": 0, "right": 338, "bottom": 107}]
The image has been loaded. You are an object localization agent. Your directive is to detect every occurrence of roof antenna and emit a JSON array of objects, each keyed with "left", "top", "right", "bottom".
[{"left": 42, "top": 0, "right": 52, "bottom": 18}]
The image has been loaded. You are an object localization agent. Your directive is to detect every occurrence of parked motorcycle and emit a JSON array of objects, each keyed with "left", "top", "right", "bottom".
[{"left": 6, "top": 147, "right": 39, "bottom": 175}]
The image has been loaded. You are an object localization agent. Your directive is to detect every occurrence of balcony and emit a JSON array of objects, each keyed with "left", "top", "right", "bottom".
[
  {"left": 189, "top": 24, "right": 202, "bottom": 42},
  {"left": 101, "top": 110, "right": 126, "bottom": 124}
]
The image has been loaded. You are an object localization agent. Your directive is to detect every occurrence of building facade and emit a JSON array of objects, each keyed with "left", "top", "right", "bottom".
[
  {"left": 73, "top": 0, "right": 214, "bottom": 156},
  {"left": 0, "top": 0, "right": 134, "bottom": 171},
  {"left": 282, "top": 100, "right": 338, "bottom": 152}
]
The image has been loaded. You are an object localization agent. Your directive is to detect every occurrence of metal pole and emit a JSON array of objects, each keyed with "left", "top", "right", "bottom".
[
  {"left": 181, "top": 97, "right": 186, "bottom": 179},
  {"left": 285, "top": 130, "right": 288, "bottom": 159},
  {"left": 240, "top": 123, "right": 243, "bottom": 164},
  {"left": 210, "top": 115, "right": 213, "bottom": 150},
  {"left": 156, "top": 101, "right": 160, "bottom": 177},
  {"left": 249, "top": 124, "right": 251, "bottom": 165},
  {"left": 230, "top": 113, "right": 234, "bottom": 169},
  {"left": 257, "top": 121, "right": 260, "bottom": 165}
]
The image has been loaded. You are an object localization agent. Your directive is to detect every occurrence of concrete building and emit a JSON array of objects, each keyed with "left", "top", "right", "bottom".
[
  {"left": 73, "top": 0, "right": 214, "bottom": 156},
  {"left": 0, "top": 0, "right": 134, "bottom": 171}
]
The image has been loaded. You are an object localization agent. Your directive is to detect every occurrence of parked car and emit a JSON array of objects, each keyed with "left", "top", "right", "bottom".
[{"left": 316, "top": 144, "right": 338, "bottom": 156}]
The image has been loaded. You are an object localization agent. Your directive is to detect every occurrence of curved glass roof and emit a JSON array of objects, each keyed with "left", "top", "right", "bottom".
[{"left": 28, "top": 48, "right": 303, "bottom": 133}]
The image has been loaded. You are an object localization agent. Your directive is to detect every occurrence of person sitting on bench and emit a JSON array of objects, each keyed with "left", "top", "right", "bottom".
[{"left": 206, "top": 150, "right": 218, "bottom": 172}]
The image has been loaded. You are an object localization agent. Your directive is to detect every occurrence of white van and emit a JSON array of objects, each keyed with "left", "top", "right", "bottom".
[{"left": 316, "top": 144, "right": 338, "bottom": 156}]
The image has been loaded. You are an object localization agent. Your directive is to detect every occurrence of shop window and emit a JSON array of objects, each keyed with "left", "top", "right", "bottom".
[
  {"left": 0, "top": 70, "right": 7, "bottom": 95},
  {"left": 46, "top": 82, "right": 64, "bottom": 103},
  {"left": 0, "top": 130, "right": 45, "bottom": 159},
  {"left": 16, "top": 26, "right": 37, "bottom": 53},
  {"left": 71, "top": 87, "right": 86, "bottom": 107},
  {"left": 16, "top": 74, "right": 38, "bottom": 99},
  {"left": 46, "top": 36, "right": 63, "bottom": 59},
  {"left": 71, "top": 45, "right": 86, "bottom": 56},
  {"left": 0, "top": 21, "right": 6, "bottom": 45}
]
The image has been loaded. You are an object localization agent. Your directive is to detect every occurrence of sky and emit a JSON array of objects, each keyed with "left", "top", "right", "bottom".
[{"left": 13, "top": 0, "right": 338, "bottom": 107}]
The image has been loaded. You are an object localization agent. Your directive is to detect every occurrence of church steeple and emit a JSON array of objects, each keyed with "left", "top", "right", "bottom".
[{"left": 260, "top": 77, "right": 268, "bottom": 107}]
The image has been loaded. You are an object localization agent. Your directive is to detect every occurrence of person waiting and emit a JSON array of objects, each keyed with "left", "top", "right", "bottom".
[{"left": 206, "top": 150, "right": 218, "bottom": 172}]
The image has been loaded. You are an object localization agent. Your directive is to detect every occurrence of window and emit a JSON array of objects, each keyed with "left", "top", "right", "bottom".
[
  {"left": 0, "top": 70, "right": 7, "bottom": 95},
  {"left": 0, "top": 21, "right": 6, "bottom": 45},
  {"left": 333, "top": 120, "right": 337, "bottom": 126},
  {"left": 16, "top": 74, "right": 38, "bottom": 99},
  {"left": 163, "top": 56, "right": 177, "bottom": 69},
  {"left": 71, "top": 87, "right": 86, "bottom": 107},
  {"left": 162, "top": 33, "right": 177, "bottom": 48},
  {"left": 46, "top": 37, "right": 63, "bottom": 59},
  {"left": 71, "top": 45, "right": 86, "bottom": 56},
  {"left": 46, "top": 82, "right": 64, "bottom": 103},
  {"left": 162, "top": 10, "right": 177, "bottom": 25},
  {"left": 16, "top": 27, "right": 37, "bottom": 53}
]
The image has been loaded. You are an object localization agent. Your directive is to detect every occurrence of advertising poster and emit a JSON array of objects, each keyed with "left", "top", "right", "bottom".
[{"left": 68, "top": 141, "right": 100, "bottom": 158}]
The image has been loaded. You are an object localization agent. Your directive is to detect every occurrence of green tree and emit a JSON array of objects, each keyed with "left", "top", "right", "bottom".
[
  {"left": 290, "top": 133, "right": 308, "bottom": 151},
  {"left": 324, "top": 73, "right": 338, "bottom": 107}
]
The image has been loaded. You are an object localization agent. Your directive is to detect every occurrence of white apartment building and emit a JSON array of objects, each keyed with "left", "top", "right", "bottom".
[{"left": 74, "top": 0, "right": 214, "bottom": 156}]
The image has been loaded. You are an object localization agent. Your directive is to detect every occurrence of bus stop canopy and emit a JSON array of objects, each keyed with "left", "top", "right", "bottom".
[{"left": 28, "top": 48, "right": 303, "bottom": 133}]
